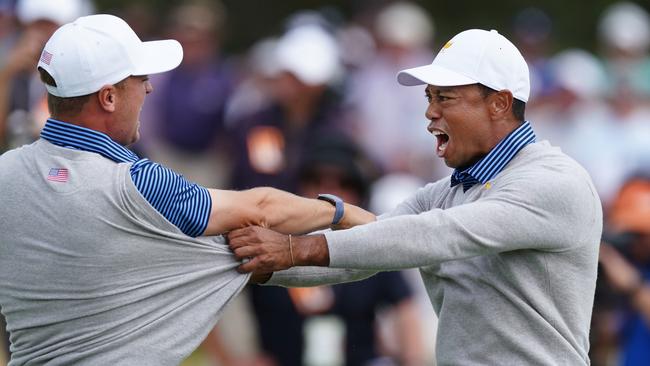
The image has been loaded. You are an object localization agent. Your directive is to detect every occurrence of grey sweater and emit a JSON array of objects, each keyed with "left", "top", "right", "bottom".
[
  {"left": 269, "top": 141, "right": 602, "bottom": 365},
  {"left": 0, "top": 140, "right": 249, "bottom": 365}
]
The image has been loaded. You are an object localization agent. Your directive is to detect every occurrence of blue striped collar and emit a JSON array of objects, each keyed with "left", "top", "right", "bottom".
[
  {"left": 40, "top": 118, "right": 140, "bottom": 163},
  {"left": 450, "top": 121, "right": 536, "bottom": 192}
]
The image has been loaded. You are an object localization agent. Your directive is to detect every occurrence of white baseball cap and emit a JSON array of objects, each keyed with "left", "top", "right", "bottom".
[
  {"left": 598, "top": 2, "right": 650, "bottom": 53},
  {"left": 397, "top": 29, "right": 530, "bottom": 102},
  {"left": 275, "top": 24, "right": 341, "bottom": 86},
  {"left": 37, "top": 14, "right": 183, "bottom": 98}
]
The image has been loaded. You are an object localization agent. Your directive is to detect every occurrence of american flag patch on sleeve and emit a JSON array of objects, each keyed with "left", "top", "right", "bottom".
[{"left": 47, "top": 168, "right": 69, "bottom": 182}]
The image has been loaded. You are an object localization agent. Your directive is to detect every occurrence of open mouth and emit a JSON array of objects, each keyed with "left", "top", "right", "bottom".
[{"left": 433, "top": 131, "right": 449, "bottom": 156}]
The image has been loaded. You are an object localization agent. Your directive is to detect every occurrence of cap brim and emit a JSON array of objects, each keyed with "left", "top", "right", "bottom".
[
  {"left": 397, "top": 63, "right": 478, "bottom": 87},
  {"left": 132, "top": 39, "right": 183, "bottom": 76}
]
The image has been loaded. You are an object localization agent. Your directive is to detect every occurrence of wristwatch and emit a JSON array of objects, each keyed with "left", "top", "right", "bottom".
[{"left": 317, "top": 193, "right": 345, "bottom": 225}]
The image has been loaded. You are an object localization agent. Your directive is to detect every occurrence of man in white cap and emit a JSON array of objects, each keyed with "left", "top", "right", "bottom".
[
  {"left": 229, "top": 29, "right": 603, "bottom": 365},
  {"left": 0, "top": 14, "right": 373, "bottom": 365}
]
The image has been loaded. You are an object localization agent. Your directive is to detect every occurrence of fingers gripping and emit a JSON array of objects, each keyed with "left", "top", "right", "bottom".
[{"left": 229, "top": 226, "right": 292, "bottom": 273}]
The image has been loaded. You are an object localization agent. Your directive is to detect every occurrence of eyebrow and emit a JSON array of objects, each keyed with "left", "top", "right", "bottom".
[{"left": 426, "top": 86, "right": 456, "bottom": 94}]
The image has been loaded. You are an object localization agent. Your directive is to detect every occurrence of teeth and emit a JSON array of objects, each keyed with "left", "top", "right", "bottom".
[{"left": 433, "top": 131, "right": 448, "bottom": 155}]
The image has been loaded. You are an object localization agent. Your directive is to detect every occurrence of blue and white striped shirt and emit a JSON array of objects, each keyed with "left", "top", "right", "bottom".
[
  {"left": 451, "top": 121, "right": 536, "bottom": 192},
  {"left": 40, "top": 119, "right": 211, "bottom": 237}
]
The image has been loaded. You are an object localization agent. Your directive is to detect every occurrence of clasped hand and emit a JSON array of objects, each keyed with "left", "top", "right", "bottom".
[{"left": 227, "top": 226, "right": 293, "bottom": 274}]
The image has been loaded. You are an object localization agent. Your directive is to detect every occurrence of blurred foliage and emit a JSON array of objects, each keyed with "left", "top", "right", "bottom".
[{"left": 92, "top": 0, "right": 650, "bottom": 54}]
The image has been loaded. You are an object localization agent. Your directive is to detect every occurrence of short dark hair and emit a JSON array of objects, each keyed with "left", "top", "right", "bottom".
[
  {"left": 38, "top": 67, "right": 92, "bottom": 118},
  {"left": 38, "top": 67, "right": 128, "bottom": 118},
  {"left": 476, "top": 84, "right": 526, "bottom": 122}
]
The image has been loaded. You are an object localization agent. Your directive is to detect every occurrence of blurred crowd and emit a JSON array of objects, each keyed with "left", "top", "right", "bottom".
[{"left": 1, "top": 0, "right": 650, "bottom": 365}]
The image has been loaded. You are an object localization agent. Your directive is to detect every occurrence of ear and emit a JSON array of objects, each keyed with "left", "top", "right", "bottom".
[
  {"left": 96, "top": 85, "right": 118, "bottom": 113},
  {"left": 489, "top": 90, "right": 513, "bottom": 120}
]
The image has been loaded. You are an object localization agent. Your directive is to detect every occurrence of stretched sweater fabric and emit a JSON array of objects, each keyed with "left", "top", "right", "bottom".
[
  {"left": 269, "top": 141, "right": 602, "bottom": 366},
  {"left": 0, "top": 140, "right": 249, "bottom": 365}
]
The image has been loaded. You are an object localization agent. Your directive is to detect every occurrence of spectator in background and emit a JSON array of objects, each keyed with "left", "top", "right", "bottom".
[
  {"left": 228, "top": 19, "right": 347, "bottom": 193},
  {"left": 344, "top": 2, "right": 448, "bottom": 181},
  {"left": 591, "top": 2, "right": 650, "bottom": 204},
  {"left": 598, "top": 1, "right": 650, "bottom": 104},
  {"left": 526, "top": 49, "right": 628, "bottom": 204},
  {"left": 518, "top": 49, "right": 604, "bottom": 147},
  {"left": 599, "top": 176, "right": 650, "bottom": 366},
  {"left": 138, "top": 0, "right": 235, "bottom": 188},
  {"left": 224, "top": 37, "right": 280, "bottom": 129},
  {"left": 0, "top": 0, "right": 87, "bottom": 151}
]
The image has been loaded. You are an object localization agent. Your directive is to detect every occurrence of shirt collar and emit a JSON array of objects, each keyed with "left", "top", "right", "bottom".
[
  {"left": 451, "top": 121, "right": 536, "bottom": 191},
  {"left": 40, "top": 118, "right": 140, "bottom": 163}
]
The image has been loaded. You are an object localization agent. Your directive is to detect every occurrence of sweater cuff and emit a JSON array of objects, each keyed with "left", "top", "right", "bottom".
[{"left": 324, "top": 226, "right": 369, "bottom": 268}]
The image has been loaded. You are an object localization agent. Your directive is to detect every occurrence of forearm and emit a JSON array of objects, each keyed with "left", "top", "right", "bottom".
[
  {"left": 324, "top": 192, "right": 593, "bottom": 269},
  {"left": 257, "top": 187, "right": 337, "bottom": 233},
  {"left": 324, "top": 212, "right": 453, "bottom": 270},
  {"left": 257, "top": 187, "right": 375, "bottom": 234},
  {"left": 205, "top": 187, "right": 375, "bottom": 236}
]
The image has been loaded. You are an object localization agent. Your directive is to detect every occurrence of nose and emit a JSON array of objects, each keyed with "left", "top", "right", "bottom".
[
  {"left": 425, "top": 100, "right": 441, "bottom": 121},
  {"left": 425, "top": 102, "right": 441, "bottom": 133}
]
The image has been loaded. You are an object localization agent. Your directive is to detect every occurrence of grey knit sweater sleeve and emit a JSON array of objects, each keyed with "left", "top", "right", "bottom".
[
  {"left": 325, "top": 157, "right": 601, "bottom": 269},
  {"left": 266, "top": 266, "right": 377, "bottom": 287}
]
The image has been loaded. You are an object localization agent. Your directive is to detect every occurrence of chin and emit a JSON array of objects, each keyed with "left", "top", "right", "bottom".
[{"left": 443, "top": 158, "right": 457, "bottom": 169}]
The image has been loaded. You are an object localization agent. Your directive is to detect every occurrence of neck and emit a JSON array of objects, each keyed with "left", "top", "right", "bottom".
[
  {"left": 491, "top": 118, "right": 522, "bottom": 145},
  {"left": 52, "top": 108, "right": 110, "bottom": 136}
]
